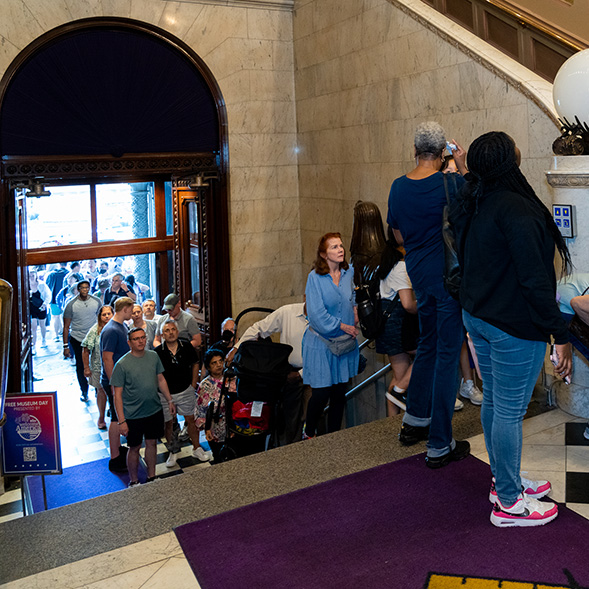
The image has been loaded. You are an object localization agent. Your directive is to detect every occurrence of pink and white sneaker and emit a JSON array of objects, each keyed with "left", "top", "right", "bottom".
[
  {"left": 491, "top": 493, "right": 558, "bottom": 527},
  {"left": 489, "top": 475, "right": 551, "bottom": 504}
]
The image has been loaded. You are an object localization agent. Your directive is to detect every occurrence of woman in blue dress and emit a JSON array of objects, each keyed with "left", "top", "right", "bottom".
[{"left": 302, "top": 232, "right": 359, "bottom": 438}]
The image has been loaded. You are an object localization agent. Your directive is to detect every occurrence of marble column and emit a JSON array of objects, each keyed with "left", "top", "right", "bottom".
[{"left": 546, "top": 156, "right": 589, "bottom": 419}]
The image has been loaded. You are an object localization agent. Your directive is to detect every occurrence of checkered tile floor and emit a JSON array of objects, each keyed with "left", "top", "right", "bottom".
[{"left": 0, "top": 333, "right": 211, "bottom": 522}]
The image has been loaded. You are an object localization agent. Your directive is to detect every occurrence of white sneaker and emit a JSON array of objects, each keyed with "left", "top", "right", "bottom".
[
  {"left": 454, "top": 397, "right": 464, "bottom": 411},
  {"left": 490, "top": 493, "right": 558, "bottom": 527},
  {"left": 489, "top": 475, "right": 551, "bottom": 503},
  {"left": 584, "top": 424, "right": 589, "bottom": 440},
  {"left": 192, "top": 447, "right": 213, "bottom": 462},
  {"left": 165, "top": 452, "right": 179, "bottom": 468},
  {"left": 459, "top": 379, "right": 483, "bottom": 405}
]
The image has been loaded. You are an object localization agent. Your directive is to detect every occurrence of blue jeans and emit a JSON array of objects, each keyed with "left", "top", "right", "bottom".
[
  {"left": 463, "top": 310, "right": 546, "bottom": 505},
  {"left": 403, "top": 282, "right": 463, "bottom": 457}
]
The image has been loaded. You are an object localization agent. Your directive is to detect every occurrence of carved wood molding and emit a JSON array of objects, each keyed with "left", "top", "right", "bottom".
[{"left": 1, "top": 153, "right": 219, "bottom": 181}]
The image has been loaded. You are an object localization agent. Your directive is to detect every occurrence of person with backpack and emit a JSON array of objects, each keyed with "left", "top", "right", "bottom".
[
  {"left": 374, "top": 230, "right": 418, "bottom": 415},
  {"left": 387, "top": 121, "right": 470, "bottom": 468}
]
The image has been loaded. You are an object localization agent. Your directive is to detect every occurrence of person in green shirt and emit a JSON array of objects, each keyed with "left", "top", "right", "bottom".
[{"left": 112, "top": 327, "right": 176, "bottom": 486}]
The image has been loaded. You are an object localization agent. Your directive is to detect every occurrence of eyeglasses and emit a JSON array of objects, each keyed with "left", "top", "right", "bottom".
[{"left": 130, "top": 336, "right": 147, "bottom": 342}]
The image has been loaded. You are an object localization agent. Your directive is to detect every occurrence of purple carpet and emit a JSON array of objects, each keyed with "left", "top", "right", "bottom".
[{"left": 175, "top": 454, "right": 589, "bottom": 589}]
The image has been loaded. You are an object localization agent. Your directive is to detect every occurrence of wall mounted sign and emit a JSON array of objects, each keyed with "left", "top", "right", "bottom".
[{"left": 1, "top": 392, "right": 61, "bottom": 475}]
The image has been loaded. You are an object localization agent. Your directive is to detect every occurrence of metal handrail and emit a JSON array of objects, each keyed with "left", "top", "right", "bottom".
[
  {"left": 0, "top": 280, "right": 13, "bottom": 428},
  {"left": 345, "top": 363, "right": 391, "bottom": 402}
]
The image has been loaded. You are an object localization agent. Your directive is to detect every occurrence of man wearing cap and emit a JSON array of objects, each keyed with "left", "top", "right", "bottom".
[
  {"left": 153, "top": 293, "right": 203, "bottom": 350},
  {"left": 63, "top": 279, "right": 102, "bottom": 402}
]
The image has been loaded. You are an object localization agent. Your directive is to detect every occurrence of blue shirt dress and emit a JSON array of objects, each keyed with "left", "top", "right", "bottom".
[{"left": 302, "top": 266, "right": 359, "bottom": 388}]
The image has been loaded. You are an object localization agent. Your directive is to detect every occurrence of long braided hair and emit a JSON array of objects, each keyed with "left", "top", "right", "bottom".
[{"left": 460, "top": 131, "right": 572, "bottom": 277}]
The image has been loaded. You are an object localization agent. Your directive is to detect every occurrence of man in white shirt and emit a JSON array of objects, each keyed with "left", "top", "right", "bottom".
[{"left": 234, "top": 302, "right": 308, "bottom": 444}]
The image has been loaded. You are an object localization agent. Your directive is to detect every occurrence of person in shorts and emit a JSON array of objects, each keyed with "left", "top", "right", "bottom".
[
  {"left": 111, "top": 327, "right": 176, "bottom": 486},
  {"left": 156, "top": 319, "right": 212, "bottom": 467}
]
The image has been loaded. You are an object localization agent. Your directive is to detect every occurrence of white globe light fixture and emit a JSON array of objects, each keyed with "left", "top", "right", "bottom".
[{"left": 553, "top": 48, "right": 589, "bottom": 126}]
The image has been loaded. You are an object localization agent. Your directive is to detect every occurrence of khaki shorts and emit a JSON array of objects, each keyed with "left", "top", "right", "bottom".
[{"left": 159, "top": 384, "right": 197, "bottom": 422}]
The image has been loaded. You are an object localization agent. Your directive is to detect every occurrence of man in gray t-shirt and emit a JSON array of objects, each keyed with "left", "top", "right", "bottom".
[
  {"left": 111, "top": 327, "right": 175, "bottom": 486},
  {"left": 63, "top": 280, "right": 101, "bottom": 402}
]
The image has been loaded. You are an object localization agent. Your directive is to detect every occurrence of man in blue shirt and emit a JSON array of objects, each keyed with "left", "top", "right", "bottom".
[{"left": 100, "top": 296, "right": 133, "bottom": 472}]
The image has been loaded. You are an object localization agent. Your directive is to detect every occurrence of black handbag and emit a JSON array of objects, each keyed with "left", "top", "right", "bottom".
[{"left": 441, "top": 174, "right": 461, "bottom": 300}]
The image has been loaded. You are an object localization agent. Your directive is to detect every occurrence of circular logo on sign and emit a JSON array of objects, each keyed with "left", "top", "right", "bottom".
[{"left": 16, "top": 413, "right": 42, "bottom": 441}]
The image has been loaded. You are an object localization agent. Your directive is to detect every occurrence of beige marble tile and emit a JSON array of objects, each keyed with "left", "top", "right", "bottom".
[
  {"left": 158, "top": 1, "right": 204, "bottom": 39},
  {"left": 129, "top": 0, "right": 166, "bottom": 25},
  {"left": 229, "top": 101, "right": 296, "bottom": 135},
  {"left": 184, "top": 5, "right": 248, "bottom": 58},
  {"left": 251, "top": 133, "right": 298, "bottom": 167},
  {"left": 230, "top": 232, "right": 282, "bottom": 270},
  {"left": 140, "top": 554, "right": 199, "bottom": 589},
  {"left": 521, "top": 408, "right": 573, "bottom": 437},
  {"left": 249, "top": 70, "right": 295, "bottom": 102},
  {"left": 523, "top": 423, "right": 566, "bottom": 446},
  {"left": 218, "top": 71, "right": 250, "bottom": 106},
  {"left": 23, "top": 0, "right": 71, "bottom": 30},
  {"left": 101, "top": 0, "right": 131, "bottom": 18},
  {"left": 229, "top": 166, "right": 278, "bottom": 201},
  {"left": 520, "top": 444, "right": 566, "bottom": 473},
  {"left": 247, "top": 7, "right": 293, "bottom": 42},
  {"left": 228, "top": 133, "right": 253, "bottom": 169},
  {"left": 566, "top": 502, "right": 589, "bottom": 520},
  {"left": 0, "top": 0, "right": 45, "bottom": 49},
  {"left": 1, "top": 533, "right": 183, "bottom": 589},
  {"left": 566, "top": 446, "right": 589, "bottom": 473},
  {"left": 293, "top": 1, "right": 314, "bottom": 41},
  {"left": 64, "top": 0, "right": 102, "bottom": 21},
  {"left": 81, "top": 560, "right": 168, "bottom": 589},
  {"left": 465, "top": 432, "right": 487, "bottom": 456},
  {"left": 231, "top": 264, "right": 302, "bottom": 304},
  {"left": 0, "top": 35, "right": 21, "bottom": 77}
]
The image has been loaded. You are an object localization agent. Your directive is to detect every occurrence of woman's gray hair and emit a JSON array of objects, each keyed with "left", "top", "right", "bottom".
[{"left": 414, "top": 121, "right": 446, "bottom": 157}]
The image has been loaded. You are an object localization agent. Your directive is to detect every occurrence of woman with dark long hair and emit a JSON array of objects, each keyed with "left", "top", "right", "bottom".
[
  {"left": 450, "top": 131, "right": 572, "bottom": 527},
  {"left": 82, "top": 304, "right": 114, "bottom": 430},
  {"left": 302, "top": 232, "right": 359, "bottom": 438}
]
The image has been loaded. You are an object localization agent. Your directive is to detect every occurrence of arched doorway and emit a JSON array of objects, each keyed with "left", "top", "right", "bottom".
[{"left": 0, "top": 17, "right": 231, "bottom": 394}]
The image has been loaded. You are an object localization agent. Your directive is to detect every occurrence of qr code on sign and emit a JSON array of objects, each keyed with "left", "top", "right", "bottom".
[{"left": 23, "top": 447, "right": 37, "bottom": 462}]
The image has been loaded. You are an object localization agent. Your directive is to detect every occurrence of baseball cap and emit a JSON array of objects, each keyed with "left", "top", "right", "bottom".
[{"left": 163, "top": 293, "right": 180, "bottom": 311}]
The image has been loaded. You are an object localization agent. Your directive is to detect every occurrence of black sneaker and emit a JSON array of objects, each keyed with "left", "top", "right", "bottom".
[
  {"left": 399, "top": 423, "right": 430, "bottom": 446},
  {"left": 108, "top": 452, "right": 128, "bottom": 473},
  {"left": 80, "top": 393, "right": 89, "bottom": 402},
  {"left": 425, "top": 440, "right": 470, "bottom": 469}
]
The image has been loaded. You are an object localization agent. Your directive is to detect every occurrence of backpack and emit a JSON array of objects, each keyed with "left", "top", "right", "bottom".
[{"left": 356, "top": 279, "right": 398, "bottom": 341}]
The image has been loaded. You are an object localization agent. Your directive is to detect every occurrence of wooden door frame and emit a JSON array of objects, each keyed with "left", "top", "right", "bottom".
[{"left": 0, "top": 17, "right": 231, "bottom": 393}]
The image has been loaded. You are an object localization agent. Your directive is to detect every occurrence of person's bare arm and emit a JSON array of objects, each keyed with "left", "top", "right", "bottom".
[
  {"left": 398, "top": 288, "right": 417, "bottom": 314},
  {"left": 114, "top": 386, "right": 128, "bottom": 437},
  {"left": 62, "top": 317, "right": 72, "bottom": 357},
  {"left": 82, "top": 348, "right": 92, "bottom": 377},
  {"left": 102, "top": 351, "right": 115, "bottom": 381},
  {"left": 158, "top": 373, "right": 176, "bottom": 417},
  {"left": 571, "top": 296, "right": 589, "bottom": 325}
]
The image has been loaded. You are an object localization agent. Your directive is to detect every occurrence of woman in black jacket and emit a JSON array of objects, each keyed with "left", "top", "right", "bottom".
[{"left": 450, "top": 131, "right": 572, "bottom": 528}]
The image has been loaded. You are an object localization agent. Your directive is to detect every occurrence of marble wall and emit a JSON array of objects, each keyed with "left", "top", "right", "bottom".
[
  {"left": 0, "top": 0, "right": 562, "bottom": 314},
  {"left": 293, "top": 0, "right": 561, "bottom": 268},
  {"left": 0, "top": 0, "right": 302, "bottom": 316}
]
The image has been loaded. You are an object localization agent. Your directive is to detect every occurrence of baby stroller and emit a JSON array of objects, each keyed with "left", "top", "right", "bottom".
[{"left": 206, "top": 308, "right": 293, "bottom": 461}]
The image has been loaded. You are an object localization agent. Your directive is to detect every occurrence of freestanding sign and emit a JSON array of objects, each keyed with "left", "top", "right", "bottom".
[{"left": 1, "top": 392, "right": 61, "bottom": 475}]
